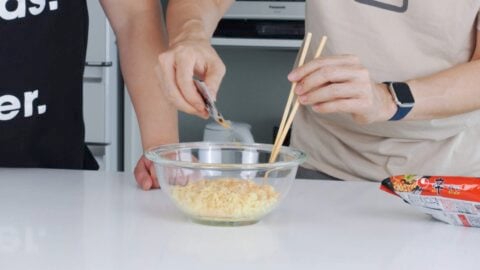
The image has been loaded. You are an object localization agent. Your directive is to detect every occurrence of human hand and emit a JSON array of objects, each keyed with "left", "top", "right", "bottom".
[
  {"left": 156, "top": 36, "right": 226, "bottom": 119},
  {"left": 288, "top": 55, "right": 396, "bottom": 124},
  {"left": 134, "top": 154, "right": 199, "bottom": 190},
  {"left": 134, "top": 155, "right": 159, "bottom": 190}
]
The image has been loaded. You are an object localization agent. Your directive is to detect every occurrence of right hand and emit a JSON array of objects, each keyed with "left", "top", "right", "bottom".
[{"left": 156, "top": 37, "right": 226, "bottom": 118}]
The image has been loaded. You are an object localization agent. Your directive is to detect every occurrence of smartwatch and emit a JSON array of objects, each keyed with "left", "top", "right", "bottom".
[{"left": 384, "top": 82, "right": 415, "bottom": 121}]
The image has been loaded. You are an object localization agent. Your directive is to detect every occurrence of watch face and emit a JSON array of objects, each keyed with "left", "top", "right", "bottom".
[{"left": 392, "top": 82, "right": 415, "bottom": 106}]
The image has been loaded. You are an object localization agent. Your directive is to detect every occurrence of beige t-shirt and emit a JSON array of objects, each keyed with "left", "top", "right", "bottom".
[{"left": 291, "top": 0, "right": 480, "bottom": 181}]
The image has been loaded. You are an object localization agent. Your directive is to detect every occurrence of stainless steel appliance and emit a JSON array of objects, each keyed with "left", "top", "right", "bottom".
[
  {"left": 83, "top": 0, "right": 120, "bottom": 171},
  {"left": 212, "top": 0, "right": 305, "bottom": 48}
]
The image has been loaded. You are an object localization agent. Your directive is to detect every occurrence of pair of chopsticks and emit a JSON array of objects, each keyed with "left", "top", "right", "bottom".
[{"left": 269, "top": 33, "right": 328, "bottom": 163}]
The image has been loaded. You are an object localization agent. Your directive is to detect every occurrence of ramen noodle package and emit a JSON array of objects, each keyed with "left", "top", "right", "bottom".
[{"left": 381, "top": 175, "right": 480, "bottom": 227}]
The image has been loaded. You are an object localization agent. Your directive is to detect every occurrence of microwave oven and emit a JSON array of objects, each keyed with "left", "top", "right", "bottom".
[{"left": 212, "top": 1, "right": 305, "bottom": 48}]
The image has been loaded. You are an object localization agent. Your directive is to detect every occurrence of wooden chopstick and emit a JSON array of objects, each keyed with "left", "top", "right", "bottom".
[
  {"left": 270, "top": 35, "right": 328, "bottom": 163},
  {"left": 272, "top": 32, "right": 313, "bottom": 150},
  {"left": 270, "top": 33, "right": 312, "bottom": 162}
]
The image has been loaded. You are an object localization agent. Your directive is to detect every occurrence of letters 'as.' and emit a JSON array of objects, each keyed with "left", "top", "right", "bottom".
[{"left": 0, "top": 0, "right": 58, "bottom": 21}]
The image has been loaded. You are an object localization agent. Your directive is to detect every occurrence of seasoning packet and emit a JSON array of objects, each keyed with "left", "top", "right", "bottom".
[{"left": 381, "top": 175, "right": 480, "bottom": 227}]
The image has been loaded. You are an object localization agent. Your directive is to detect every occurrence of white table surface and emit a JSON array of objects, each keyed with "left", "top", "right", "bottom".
[{"left": 0, "top": 169, "right": 478, "bottom": 270}]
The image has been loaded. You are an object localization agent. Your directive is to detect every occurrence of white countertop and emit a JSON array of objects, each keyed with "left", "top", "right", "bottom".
[{"left": 0, "top": 169, "right": 478, "bottom": 270}]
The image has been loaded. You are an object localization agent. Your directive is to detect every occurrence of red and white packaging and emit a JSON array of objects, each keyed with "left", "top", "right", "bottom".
[{"left": 381, "top": 175, "right": 480, "bottom": 227}]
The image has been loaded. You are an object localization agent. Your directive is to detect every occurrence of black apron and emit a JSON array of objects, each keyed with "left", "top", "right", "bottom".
[{"left": 0, "top": 0, "right": 98, "bottom": 170}]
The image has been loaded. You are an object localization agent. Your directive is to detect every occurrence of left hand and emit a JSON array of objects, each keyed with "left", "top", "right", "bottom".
[
  {"left": 288, "top": 55, "right": 396, "bottom": 124},
  {"left": 134, "top": 154, "right": 198, "bottom": 190},
  {"left": 134, "top": 155, "right": 159, "bottom": 190}
]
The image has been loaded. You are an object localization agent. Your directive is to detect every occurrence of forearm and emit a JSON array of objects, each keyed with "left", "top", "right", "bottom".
[
  {"left": 166, "top": 0, "right": 234, "bottom": 45},
  {"left": 406, "top": 59, "right": 480, "bottom": 120},
  {"left": 401, "top": 32, "right": 480, "bottom": 120},
  {"left": 102, "top": 1, "right": 178, "bottom": 149}
]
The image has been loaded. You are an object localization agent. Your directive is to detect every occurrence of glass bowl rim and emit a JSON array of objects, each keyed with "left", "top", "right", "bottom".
[{"left": 145, "top": 142, "right": 307, "bottom": 170}]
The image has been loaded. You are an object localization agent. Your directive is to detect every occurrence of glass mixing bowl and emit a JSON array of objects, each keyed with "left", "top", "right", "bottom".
[{"left": 145, "top": 142, "right": 306, "bottom": 226}]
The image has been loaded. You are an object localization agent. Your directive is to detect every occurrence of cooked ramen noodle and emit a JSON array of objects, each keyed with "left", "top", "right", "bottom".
[
  {"left": 391, "top": 175, "right": 419, "bottom": 192},
  {"left": 170, "top": 178, "right": 279, "bottom": 221}
]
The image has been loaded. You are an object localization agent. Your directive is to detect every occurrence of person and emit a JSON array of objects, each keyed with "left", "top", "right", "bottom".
[
  {"left": 136, "top": 0, "right": 480, "bottom": 187},
  {"left": 0, "top": 0, "right": 177, "bottom": 187}
]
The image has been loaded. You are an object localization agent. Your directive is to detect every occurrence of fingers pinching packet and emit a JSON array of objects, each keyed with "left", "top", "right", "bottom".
[
  {"left": 193, "top": 77, "right": 231, "bottom": 129},
  {"left": 381, "top": 175, "right": 480, "bottom": 227}
]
